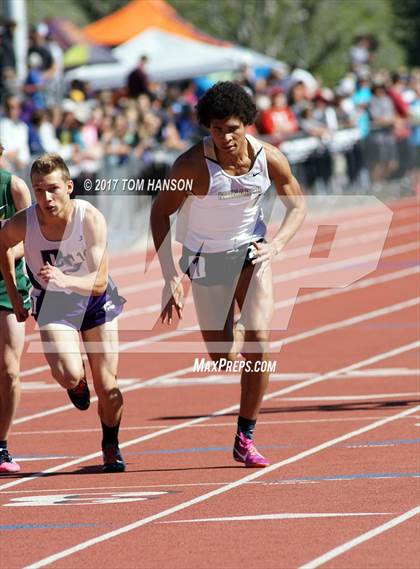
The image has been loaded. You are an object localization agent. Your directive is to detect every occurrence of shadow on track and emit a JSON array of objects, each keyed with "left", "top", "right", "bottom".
[{"left": 154, "top": 398, "right": 420, "bottom": 421}]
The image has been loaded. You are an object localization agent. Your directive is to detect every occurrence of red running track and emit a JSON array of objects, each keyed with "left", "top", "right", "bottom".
[{"left": 0, "top": 197, "right": 419, "bottom": 569}]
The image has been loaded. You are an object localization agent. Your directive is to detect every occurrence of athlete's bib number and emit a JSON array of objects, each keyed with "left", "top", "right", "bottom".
[{"left": 189, "top": 256, "right": 206, "bottom": 280}]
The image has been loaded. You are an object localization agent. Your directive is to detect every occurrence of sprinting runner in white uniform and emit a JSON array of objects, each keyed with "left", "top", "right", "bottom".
[
  {"left": 179, "top": 134, "right": 271, "bottom": 253},
  {"left": 25, "top": 198, "right": 90, "bottom": 291},
  {"left": 152, "top": 82, "right": 306, "bottom": 468},
  {"left": 0, "top": 154, "right": 126, "bottom": 472},
  {"left": 24, "top": 199, "right": 123, "bottom": 330}
]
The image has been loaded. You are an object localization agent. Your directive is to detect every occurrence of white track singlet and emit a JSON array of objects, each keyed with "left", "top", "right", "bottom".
[
  {"left": 177, "top": 134, "right": 271, "bottom": 253},
  {"left": 24, "top": 199, "right": 90, "bottom": 296}
]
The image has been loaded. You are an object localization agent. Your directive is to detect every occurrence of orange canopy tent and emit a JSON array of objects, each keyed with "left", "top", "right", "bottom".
[{"left": 83, "top": 0, "right": 228, "bottom": 47}]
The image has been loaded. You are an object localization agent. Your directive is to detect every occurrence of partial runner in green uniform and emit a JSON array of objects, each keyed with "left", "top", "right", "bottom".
[{"left": 0, "top": 142, "right": 32, "bottom": 473}]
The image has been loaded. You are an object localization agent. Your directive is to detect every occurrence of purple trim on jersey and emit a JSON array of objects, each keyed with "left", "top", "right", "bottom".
[{"left": 32, "top": 280, "right": 125, "bottom": 331}]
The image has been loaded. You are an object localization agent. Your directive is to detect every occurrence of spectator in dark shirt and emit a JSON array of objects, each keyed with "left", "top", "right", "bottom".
[
  {"left": 288, "top": 80, "right": 308, "bottom": 121},
  {"left": 0, "top": 19, "right": 16, "bottom": 70},
  {"left": 127, "top": 55, "right": 150, "bottom": 98},
  {"left": 369, "top": 82, "right": 398, "bottom": 182},
  {"left": 0, "top": 19, "right": 16, "bottom": 97},
  {"left": 28, "top": 24, "right": 53, "bottom": 73},
  {"left": 24, "top": 52, "right": 46, "bottom": 110}
]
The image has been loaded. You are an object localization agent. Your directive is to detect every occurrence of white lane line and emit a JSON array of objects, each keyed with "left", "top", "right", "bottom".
[
  {"left": 14, "top": 402, "right": 81, "bottom": 424},
  {"left": 23, "top": 231, "right": 420, "bottom": 344},
  {"left": 299, "top": 506, "right": 420, "bottom": 569},
  {"left": 344, "top": 368, "right": 420, "bottom": 377},
  {"left": 42, "top": 255, "right": 420, "bottom": 332},
  {"left": 111, "top": 228, "right": 420, "bottom": 297},
  {"left": 15, "top": 366, "right": 420, "bottom": 392},
  {"left": 105, "top": 296, "right": 419, "bottom": 354},
  {"left": 14, "top": 366, "right": 193, "bottom": 425},
  {"left": 14, "top": 291, "right": 420, "bottom": 429},
  {"left": 23, "top": 404, "right": 420, "bottom": 569},
  {"left": 18, "top": 373, "right": 308, "bottom": 391},
  {"left": 10, "top": 414, "right": 420, "bottom": 437},
  {"left": 271, "top": 297, "right": 420, "bottom": 349},
  {"left": 3, "top": 471, "right": 420, "bottom": 495},
  {"left": 277, "top": 392, "right": 420, "bottom": 402},
  {"left": 16, "top": 261, "right": 420, "bottom": 405},
  {"left": 117, "top": 297, "right": 420, "bottom": 355},
  {"left": 4, "top": 468, "right": 419, "bottom": 495},
  {"left": 1, "top": 483, "right": 231, "bottom": 494},
  {"left": 283, "top": 264, "right": 419, "bottom": 309},
  {"left": 20, "top": 382, "right": 62, "bottom": 391},
  {"left": 135, "top": 366, "right": 420, "bottom": 388},
  {"left": 20, "top": 378, "right": 138, "bottom": 391},
  {"left": 16, "top": 297, "right": 419, "bottom": 427},
  {"left": 86, "top": 294, "right": 420, "bottom": 356},
  {"left": 12, "top": 426, "right": 169, "bottom": 435},
  {"left": 22, "top": 239, "right": 419, "bottom": 363},
  {"left": 21, "top": 364, "right": 53, "bottom": 378},
  {"left": 2, "top": 340, "right": 417, "bottom": 490},
  {"left": 281, "top": 219, "right": 419, "bottom": 262},
  {"left": 159, "top": 512, "right": 392, "bottom": 524},
  {"left": 15, "top": 457, "right": 75, "bottom": 462},
  {"left": 110, "top": 207, "right": 418, "bottom": 278},
  {"left": 147, "top": 373, "right": 315, "bottom": 387}
]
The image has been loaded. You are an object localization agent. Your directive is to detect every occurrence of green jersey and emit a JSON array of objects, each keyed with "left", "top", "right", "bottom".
[{"left": 0, "top": 168, "right": 31, "bottom": 310}]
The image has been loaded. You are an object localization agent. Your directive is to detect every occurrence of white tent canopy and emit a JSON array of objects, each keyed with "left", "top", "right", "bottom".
[{"left": 65, "top": 28, "right": 285, "bottom": 90}]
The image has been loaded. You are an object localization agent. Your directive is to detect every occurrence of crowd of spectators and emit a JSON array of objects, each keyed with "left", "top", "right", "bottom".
[{"left": 1, "top": 23, "right": 419, "bottom": 195}]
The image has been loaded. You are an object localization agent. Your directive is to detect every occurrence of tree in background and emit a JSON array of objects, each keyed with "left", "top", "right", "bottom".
[
  {"left": 391, "top": 0, "right": 420, "bottom": 67},
  {"left": 170, "top": 0, "right": 405, "bottom": 86},
  {"left": 71, "top": 0, "right": 126, "bottom": 23},
  {"left": 7, "top": 0, "right": 127, "bottom": 28},
  {"left": 4, "top": 0, "right": 415, "bottom": 87},
  {"left": 25, "top": 0, "right": 88, "bottom": 27}
]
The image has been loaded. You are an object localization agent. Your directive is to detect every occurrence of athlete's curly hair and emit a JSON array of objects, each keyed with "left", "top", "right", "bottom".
[{"left": 196, "top": 81, "right": 257, "bottom": 127}]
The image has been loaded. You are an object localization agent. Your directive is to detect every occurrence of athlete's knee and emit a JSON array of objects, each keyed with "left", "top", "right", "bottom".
[
  {"left": 241, "top": 331, "right": 270, "bottom": 359},
  {"left": 50, "top": 364, "right": 81, "bottom": 389},
  {"left": 208, "top": 352, "right": 236, "bottom": 366},
  {"left": 0, "top": 368, "right": 20, "bottom": 392},
  {"left": 95, "top": 382, "right": 123, "bottom": 406}
]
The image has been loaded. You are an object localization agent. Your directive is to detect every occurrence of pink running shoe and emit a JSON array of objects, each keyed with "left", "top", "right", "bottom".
[
  {"left": 233, "top": 432, "right": 270, "bottom": 468},
  {"left": 0, "top": 448, "right": 21, "bottom": 473}
]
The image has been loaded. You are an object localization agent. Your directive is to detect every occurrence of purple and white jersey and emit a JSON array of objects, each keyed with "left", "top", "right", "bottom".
[{"left": 24, "top": 199, "right": 90, "bottom": 296}]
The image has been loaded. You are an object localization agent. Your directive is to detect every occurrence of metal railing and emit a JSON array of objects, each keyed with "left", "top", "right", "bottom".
[{"left": 4, "top": 126, "right": 417, "bottom": 250}]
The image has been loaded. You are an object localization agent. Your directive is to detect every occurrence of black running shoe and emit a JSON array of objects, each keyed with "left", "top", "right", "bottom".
[
  {"left": 102, "top": 443, "right": 126, "bottom": 472},
  {"left": 67, "top": 377, "right": 90, "bottom": 411}
]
